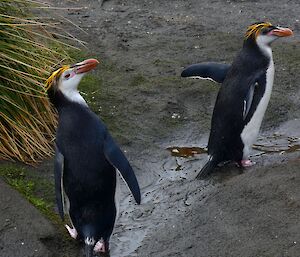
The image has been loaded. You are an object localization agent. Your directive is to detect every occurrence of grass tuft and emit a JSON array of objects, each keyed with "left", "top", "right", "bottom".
[{"left": 0, "top": 0, "right": 78, "bottom": 164}]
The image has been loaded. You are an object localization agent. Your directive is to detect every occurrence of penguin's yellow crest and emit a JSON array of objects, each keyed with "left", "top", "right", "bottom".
[
  {"left": 45, "top": 65, "right": 70, "bottom": 91},
  {"left": 245, "top": 22, "right": 272, "bottom": 39}
]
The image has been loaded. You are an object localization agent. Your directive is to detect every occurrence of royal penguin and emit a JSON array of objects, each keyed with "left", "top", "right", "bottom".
[
  {"left": 181, "top": 22, "right": 293, "bottom": 179},
  {"left": 45, "top": 59, "right": 141, "bottom": 256}
]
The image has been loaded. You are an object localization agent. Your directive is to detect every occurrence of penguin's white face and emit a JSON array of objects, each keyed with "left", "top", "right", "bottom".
[
  {"left": 58, "top": 68, "right": 86, "bottom": 105},
  {"left": 59, "top": 59, "right": 99, "bottom": 105},
  {"left": 45, "top": 58, "right": 99, "bottom": 105},
  {"left": 59, "top": 69, "right": 84, "bottom": 92},
  {"left": 244, "top": 23, "right": 293, "bottom": 57},
  {"left": 256, "top": 34, "right": 277, "bottom": 48}
]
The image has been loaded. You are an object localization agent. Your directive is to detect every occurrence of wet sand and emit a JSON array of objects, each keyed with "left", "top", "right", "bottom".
[{"left": 1, "top": 0, "right": 300, "bottom": 256}]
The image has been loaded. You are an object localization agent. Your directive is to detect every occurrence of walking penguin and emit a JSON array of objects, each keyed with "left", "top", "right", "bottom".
[
  {"left": 182, "top": 22, "right": 293, "bottom": 179},
  {"left": 45, "top": 58, "right": 141, "bottom": 256}
]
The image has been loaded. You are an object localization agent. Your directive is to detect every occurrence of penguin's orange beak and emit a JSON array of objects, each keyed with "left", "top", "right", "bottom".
[
  {"left": 269, "top": 27, "right": 293, "bottom": 37},
  {"left": 74, "top": 58, "right": 99, "bottom": 74}
]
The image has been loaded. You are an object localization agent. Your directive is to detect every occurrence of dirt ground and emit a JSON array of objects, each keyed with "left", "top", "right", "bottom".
[{"left": 1, "top": 0, "right": 300, "bottom": 256}]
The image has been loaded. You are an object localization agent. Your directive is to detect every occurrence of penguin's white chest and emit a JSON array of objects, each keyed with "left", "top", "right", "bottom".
[{"left": 241, "top": 60, "right": 274, "bottom": 158}]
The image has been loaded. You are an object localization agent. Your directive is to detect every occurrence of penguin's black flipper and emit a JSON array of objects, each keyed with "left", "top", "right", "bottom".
[
  {"left": 196, "top": 156, "right": 218, "bottom": 179},
  {"left": 103, "top": 133, "right": 141, "bottom": 204},
  {"left": 54, "top": 145, "right": 65, "bottom": 220},
  {"left": 181, "top": 62, "right": 231, "bottom": 83}
]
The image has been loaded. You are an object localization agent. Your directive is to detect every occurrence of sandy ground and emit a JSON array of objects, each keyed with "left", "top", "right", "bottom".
[{"left": 1, "top": 0, "right": 300, "bottom": 256}]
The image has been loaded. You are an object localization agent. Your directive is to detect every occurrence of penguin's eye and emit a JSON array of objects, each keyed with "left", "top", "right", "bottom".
[
  {"left": 260, "top": 28, "right": 269, "bottom": 35},
  {"left": 261, "top": 27, "right": 275, "bottom": 35},
  {"left": 64, "top": 73, "right": 71, "bottom": 79}
]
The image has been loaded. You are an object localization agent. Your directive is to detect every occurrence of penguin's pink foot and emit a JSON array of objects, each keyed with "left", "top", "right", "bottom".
[
  {"left": 240, "top": 159, "right": 256, "bottom": 167},
  {"left": 94, "top": 239, "right": 106, "bottom": 253},
  {"left": 65, "top": 224, "right": 78, "bottom": 239}
]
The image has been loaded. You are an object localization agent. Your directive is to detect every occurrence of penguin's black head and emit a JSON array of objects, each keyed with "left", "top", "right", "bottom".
[
  {"left": 45, "top": 59, "right": 99, "bottom": 106},
  {"left": 244, "top": 22, "right": 293, "bottom": 47}
]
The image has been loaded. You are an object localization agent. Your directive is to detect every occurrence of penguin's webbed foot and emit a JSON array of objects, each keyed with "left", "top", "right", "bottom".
[
  {"left": 65, "top": 224, "right": 78, "bottom": 239},
  {"left": 94, "top": 239, "right": 106, "bottom": 253},
  {"left": 239, "top": 159, "right": 256, "bottom": 167}
]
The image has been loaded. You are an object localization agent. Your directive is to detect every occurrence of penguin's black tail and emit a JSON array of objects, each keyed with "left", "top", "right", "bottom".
[{"left": 196, "top": 156, "right": 218, "bottom": 179}]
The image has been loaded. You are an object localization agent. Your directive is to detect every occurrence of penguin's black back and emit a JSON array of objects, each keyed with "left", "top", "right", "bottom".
[
  {"left": 55, "top": 97, "right": 117, "bottom": 240},
  {"left": 208, "top": 42, "right": 269, "bottom": 163}
]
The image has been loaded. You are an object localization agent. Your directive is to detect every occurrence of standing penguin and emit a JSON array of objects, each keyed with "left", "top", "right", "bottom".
[
  {"left": 181, "top": 22, "right": 293, "bottom": 179},
  {"left": 45, "top": 59, "right": 141, "bottom": 256}
]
